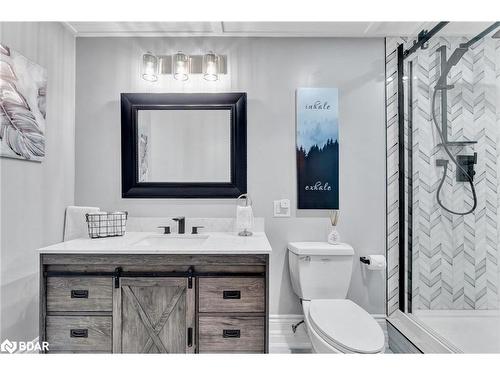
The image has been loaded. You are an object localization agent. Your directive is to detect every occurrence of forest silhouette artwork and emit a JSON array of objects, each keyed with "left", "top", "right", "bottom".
[
  {"left": 296, "top": 88, "right": 339, "bottom": 209},
  {"left": 297, "top": 139, "right": 339, "bottom": 209}
]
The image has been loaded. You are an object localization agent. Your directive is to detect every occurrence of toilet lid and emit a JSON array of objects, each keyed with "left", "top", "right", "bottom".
[{"left": 308, "top": 299, "right": 385, "bottom": 354}]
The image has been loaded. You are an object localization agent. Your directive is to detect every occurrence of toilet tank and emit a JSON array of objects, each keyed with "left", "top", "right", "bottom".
[{"left": 288, "top": 242, "right": 354, "bottom": 300}]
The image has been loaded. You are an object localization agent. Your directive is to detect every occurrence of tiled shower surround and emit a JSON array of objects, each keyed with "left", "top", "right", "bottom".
[{"left": 386, "top": 36, "right": 500, "bottom": 314}]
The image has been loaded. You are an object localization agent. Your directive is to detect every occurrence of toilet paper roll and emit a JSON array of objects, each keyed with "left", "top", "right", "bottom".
[{"left": 366, "top": 255, "right": 386, "bottom": 271}]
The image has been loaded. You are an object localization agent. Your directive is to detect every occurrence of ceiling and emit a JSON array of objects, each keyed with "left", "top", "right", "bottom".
[{"left": 64, "top": 22, "right": 496, "bottom": 38}]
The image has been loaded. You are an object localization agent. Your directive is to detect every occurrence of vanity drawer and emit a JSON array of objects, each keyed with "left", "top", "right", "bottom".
[
  {"left": 199, "top": 277, "right": 265, "bottom": 313},
  {"left": 198, "top": 316, "right": 265, "bottom": 353},
  {"left": 47, "top": 277, "right": 112, "bottom": 312},
  {"left": 46, "top": 316, "right": 112, "bottom": 352}
]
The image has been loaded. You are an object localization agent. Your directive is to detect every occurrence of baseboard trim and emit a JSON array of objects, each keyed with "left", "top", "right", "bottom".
[{"left": 269, "top": 314, "right": 311, "bottom": 353}]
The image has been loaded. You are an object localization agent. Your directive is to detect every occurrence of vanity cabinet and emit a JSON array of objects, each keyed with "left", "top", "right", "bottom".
[{"left": 39, "top": 254, "right": 269, "bottom": 354}]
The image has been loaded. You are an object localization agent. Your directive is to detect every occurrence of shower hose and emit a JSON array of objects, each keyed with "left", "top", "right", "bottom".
[{"left": 431, "top": 88, "right": 478, "bottom": 215}]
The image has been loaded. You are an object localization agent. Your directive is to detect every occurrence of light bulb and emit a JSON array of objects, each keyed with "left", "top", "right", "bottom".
[
  {"left": 203, "top": 51, "right": 219, "bottom": 81},
  {"left": 141, "top": 52, "right": 158, "bottom": 82},
  {"left": 173, "top": 52, "right": 190, "bottom": 81}
]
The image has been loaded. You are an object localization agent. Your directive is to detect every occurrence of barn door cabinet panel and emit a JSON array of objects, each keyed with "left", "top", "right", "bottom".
[
  {"left": 39, "top": 254, "right": 269, "bottom": 354},
  {"left": 113, "top": 277, "right": 195, "bottom": 353}
]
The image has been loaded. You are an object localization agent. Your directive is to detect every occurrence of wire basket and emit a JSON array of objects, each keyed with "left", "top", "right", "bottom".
[{"left": 85, "top": 211, "right": 128, "bottom": 239}]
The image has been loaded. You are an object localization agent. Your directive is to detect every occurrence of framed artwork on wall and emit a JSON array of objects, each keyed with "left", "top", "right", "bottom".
[
  {"left": 296, "top": 88, "right": 339, "bottom": 209},
  {"left": 0, "top": 43, "right": 47, "bottom": 162}
]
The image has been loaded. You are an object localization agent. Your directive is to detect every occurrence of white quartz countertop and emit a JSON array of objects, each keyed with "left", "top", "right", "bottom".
[{"left": 37, "top": 231, "right": 272, "bottom": 255}]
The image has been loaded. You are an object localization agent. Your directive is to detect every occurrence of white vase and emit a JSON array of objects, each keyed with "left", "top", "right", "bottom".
[{"left": 327, "top": 226, "right": 340, "bottom": 244}]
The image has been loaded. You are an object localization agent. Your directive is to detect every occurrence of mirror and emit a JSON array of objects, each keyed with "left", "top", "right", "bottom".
[
  {"left": 137, "top": 109, "right": 231, "bottom": 183},
  {"left": 121, "top": 93, "right": 247, "bottom": 198}
]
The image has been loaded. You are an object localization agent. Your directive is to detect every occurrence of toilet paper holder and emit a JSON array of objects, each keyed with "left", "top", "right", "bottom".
[
  {"left": 359, "top": 255, "right": 386, "bottom": 271},
  {"left": 359, "top": 256, "right": 371, "bottom": 264}
]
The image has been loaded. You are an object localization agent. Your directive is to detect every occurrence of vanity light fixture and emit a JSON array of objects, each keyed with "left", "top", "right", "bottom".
[
  {"left": 140, "top": 51, "right": 227, "bottom": 82},
  {"left": 203, "top": 51, "right": 219, "bottom": 81},
  {"left": 141, "top": 51, "right": 158, "bottom": 82},
  {"left": 173, "top": 51, "right": 190, "bottom": 81}
]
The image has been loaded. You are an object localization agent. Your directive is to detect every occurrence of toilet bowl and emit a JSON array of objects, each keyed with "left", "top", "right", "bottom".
[
  {"left": 302, "top": 299, "right": 385, "bottom": 353},
  {"left": 288, "top": 242, "right": 385, "bottom": 354}
]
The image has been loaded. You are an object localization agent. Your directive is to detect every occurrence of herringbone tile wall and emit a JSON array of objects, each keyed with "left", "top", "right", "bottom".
[{"left": 386, "top": 36, "right": 500, "bottom": 314}]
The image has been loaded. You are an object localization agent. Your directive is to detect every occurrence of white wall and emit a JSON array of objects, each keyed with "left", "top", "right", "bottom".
[
  {"left": 75, "top": 37, "right": 386, "bottom": 315},
  {"left": 0, "top": 22, "right": 75, "bottom": 341}
]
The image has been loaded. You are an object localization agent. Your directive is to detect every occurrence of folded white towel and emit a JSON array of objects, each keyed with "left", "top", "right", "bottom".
[{"left": 63, "top": 206, "right": 100, "bottom": 241}]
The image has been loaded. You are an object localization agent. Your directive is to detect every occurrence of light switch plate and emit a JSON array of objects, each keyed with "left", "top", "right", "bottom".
[{"left": 274, "top": 199, "right": 291, "bottom": 217}]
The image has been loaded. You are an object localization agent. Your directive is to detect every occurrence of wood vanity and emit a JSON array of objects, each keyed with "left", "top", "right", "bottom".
[{"left": 38, "top": 232, "right": 270, "bottom": 354}]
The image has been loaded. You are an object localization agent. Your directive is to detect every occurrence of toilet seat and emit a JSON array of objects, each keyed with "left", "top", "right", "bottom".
[{"left": 307, "top": 299, "right": 385, "bottom": 354}]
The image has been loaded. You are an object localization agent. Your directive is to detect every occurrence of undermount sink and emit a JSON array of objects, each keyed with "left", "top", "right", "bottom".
[{"left": 132, "top": 234, "right": 209, "bottom": 249}]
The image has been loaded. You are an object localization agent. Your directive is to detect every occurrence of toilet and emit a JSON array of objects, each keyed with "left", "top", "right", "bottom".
[{"left": 288, "top": 242, "right": 385, "bottom": 353}]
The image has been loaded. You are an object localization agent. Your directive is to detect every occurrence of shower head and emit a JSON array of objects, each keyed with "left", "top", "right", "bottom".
[
  {"left": 447, "top": 46, "right": 469, "bottom": 66},
  {"left": 436, "top": 22, "right": 500, "bottom": 89},
  {"left": 436, "top": 46, "right": 468, "bottom": 89}
]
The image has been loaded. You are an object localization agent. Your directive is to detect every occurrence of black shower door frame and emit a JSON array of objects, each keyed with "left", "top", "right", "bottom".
[{"left": 395, "top": 22, "right": 449, "bottom": 313}]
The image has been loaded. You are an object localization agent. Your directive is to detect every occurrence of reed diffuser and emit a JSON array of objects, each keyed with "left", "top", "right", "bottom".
[{"left": 328, "top": 210, "right": 341, "bottom": 244}]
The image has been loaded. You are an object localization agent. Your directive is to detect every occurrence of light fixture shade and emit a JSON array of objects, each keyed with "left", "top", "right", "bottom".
[
  {"left": 173, "top": 52, "right": 190, "bottom": 81},
  {"left": 203, "top": 51, "right": 219, "bottom": 81},
  {"left": 141, "top": 52, "right": 158, "bottom": 82}
]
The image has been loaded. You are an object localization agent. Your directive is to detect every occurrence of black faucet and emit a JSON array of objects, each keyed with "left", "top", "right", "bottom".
[{"left": 173, "top": 216, "right": 185, "bottom": 234}]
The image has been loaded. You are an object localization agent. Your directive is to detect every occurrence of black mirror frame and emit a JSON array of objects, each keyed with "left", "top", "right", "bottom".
[{"left": 121, "top": 92, "right": 247, "bottom": 198}]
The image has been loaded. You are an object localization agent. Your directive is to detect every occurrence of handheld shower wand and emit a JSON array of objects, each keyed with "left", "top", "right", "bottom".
[{"left": 432, "top": 22, "right": 500, "bottom": 215}]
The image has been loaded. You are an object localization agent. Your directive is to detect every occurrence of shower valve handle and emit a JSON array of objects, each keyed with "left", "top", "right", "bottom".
[{"left": 436, "top": 159, "right": 449, "bottom": 167}]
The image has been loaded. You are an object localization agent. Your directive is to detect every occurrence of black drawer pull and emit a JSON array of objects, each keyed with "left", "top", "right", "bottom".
[
  {"left": 70, "top": 290, "right": 89, "bottom": 299},
  {"left": 223, "top": 329, "right": 240, "bottom": 338},
  {"left": 70, "top": 329, "right": 88, "bottom": 338},
  {"left": 223, "top": 290, "right": 241, "bottom": 299},
  {"left": 187, "top": 327, "right": 193, "bottom": 347}
]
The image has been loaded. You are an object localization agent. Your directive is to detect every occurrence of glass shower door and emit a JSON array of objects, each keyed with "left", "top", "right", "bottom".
[{"left": 406, "top": 33, "right": 500, "bottom": 353}]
